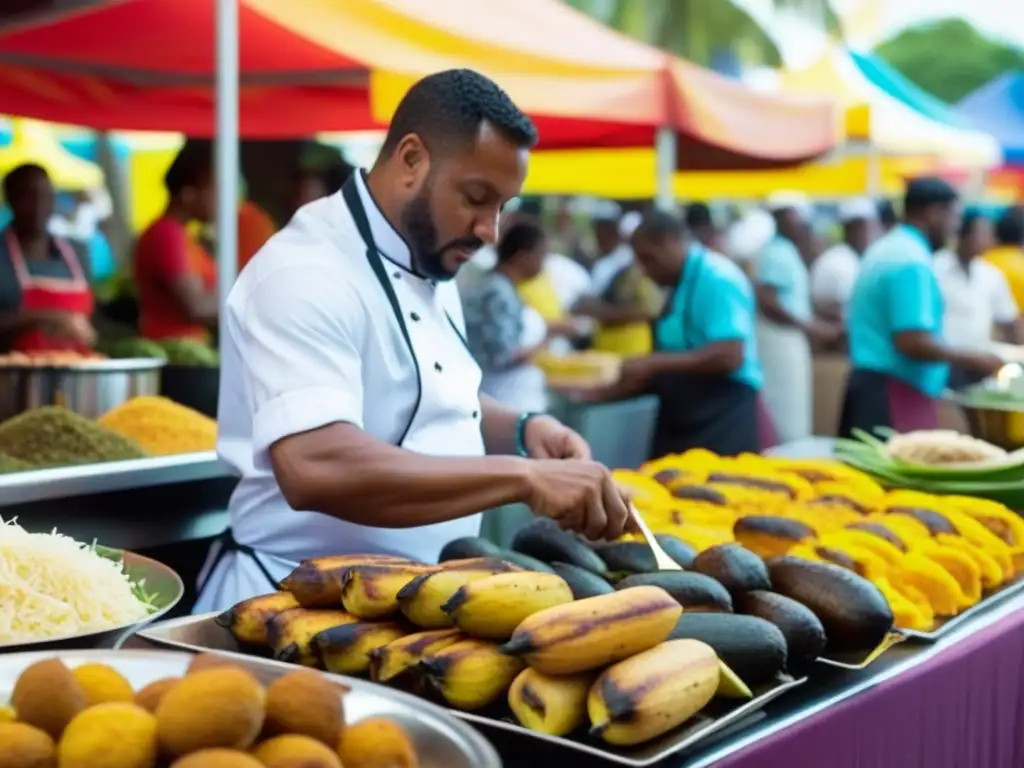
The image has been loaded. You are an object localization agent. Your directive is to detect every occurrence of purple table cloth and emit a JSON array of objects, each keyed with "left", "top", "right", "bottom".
[{"left": 716, "top": 608, "right": 1024, "bottom": 768}]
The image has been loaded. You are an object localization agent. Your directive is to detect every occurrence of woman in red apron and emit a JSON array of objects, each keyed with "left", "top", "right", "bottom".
[{"left": 0, "top": 164, "right": 95, "bottom": 352}]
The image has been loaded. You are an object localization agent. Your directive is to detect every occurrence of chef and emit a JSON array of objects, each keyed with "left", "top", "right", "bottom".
[
  {"left": 841, "top": 177, "right": 1003, "bottom": 436},
  {"left": 197, "top": 69, "right": 631, "bottom": 611}
]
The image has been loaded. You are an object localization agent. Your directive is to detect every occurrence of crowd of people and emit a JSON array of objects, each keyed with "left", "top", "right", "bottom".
[
  {"left": 453, "top": 181, "right": 1024, "bottom": 456},
  {"left": 0, "top": 123, "right": 1022, "bottom": 463},
  {"left": 0, "top": 142, "right": 357, "bottom": 350}
]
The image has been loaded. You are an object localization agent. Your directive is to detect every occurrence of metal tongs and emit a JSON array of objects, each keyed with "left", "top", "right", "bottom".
[{"left": 629, "top": 503, "right": 682, "bottom": 571}]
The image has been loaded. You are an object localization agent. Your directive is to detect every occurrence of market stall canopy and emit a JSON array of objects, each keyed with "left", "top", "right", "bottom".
[
  {"left": 0, "top": 0, "right": 840, "bottom": 169},
  {"left": 956, "top": 73, "right": 1024, "bottom": 165},
  {"left": 0, "top": 118, "right": 103, "bottom": 191},
  {"left": 779, "top": 47, "right": 1000, "bottom": 168},
  {"left": 847, "top": 50, "right": 970, "bottom": 128},
  {"left": 520, "top": 148, "right": 928, "bottom": 199}
]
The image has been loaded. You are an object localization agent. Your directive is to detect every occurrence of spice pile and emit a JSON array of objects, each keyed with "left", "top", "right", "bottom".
[
  {"left": 99, "top": 396, "right": 217, "bottom": 456},
  {"left": 0, "top": 407, "right": 144, "bottom": 470}
]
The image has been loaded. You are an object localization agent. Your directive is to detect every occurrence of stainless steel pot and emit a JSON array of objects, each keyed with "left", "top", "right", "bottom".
[{"left": 0, "top": 358, "right": 165, "bottom": 421}]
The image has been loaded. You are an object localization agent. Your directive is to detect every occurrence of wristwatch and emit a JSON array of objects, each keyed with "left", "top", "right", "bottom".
[{"left": 515, "top": 412, "right": 543, "bottom": 457}]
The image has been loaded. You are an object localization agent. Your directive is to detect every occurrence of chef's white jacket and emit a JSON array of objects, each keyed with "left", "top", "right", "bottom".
[{"left": 196, "top": 171, "right": 486, "bottom": 612}]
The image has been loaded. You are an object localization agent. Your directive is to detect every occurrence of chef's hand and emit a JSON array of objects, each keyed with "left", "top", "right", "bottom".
[
  {"left": 525, "top": 459, "right": 632, "bottom": 540},
  {"left": 523, "top": 414, "right": 591, "bottom": 460}
]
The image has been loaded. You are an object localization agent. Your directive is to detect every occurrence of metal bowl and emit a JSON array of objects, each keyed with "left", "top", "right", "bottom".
[
  {"left": 0, "top": 649, "right": 501, "bottom": 768},
  {"left": 944, "top": 392, "right": 1024, "bottom": 450},
  {"left": 0, "top": 357, "right": 164, "bottom": 420},
  {"left": 0, "top": 547, "right": 184, "bottom": 652}
]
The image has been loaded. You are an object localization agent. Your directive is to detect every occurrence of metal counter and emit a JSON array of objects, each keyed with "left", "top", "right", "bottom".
[{"left": 0, "top": 452, "right": 235, "bottom": 549}]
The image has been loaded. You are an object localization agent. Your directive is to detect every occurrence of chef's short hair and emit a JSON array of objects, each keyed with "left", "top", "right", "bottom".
[
  {"left": 379, "top": 69, "right": 538, "bottom": 158},
  {"left": 995, "top": 206, "right": 1024, "bottom": 246},
  {"left": 497, "top": 220, "right": 545, "bottom": 262},
  {"left": 633, "top": 209, "right": 685, "bottom": 243},
  {"left": 165, "top": 139, "right": 212, "bottom": 195}
]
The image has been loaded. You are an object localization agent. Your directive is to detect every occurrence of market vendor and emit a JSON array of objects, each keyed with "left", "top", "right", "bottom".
[
  {"left": 575, "top": 210, "right": 769, "bottom": 457},
  {"left": 196, "top": 70, "right": 631, "bottom": 611},
  {"left": 134, "top": 140, "right": 219, "bottom": 341},
  {"left": 841, "top": 177, "right": 1004, "bottom": 436},
  {"left": 0, "top": 163, "right": 96, "bottom": 352}
]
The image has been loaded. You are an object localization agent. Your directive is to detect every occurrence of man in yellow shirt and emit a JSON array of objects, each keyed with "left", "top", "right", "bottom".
[{"left": 984, "top": 207, "right": 1024, "bottom": 310}]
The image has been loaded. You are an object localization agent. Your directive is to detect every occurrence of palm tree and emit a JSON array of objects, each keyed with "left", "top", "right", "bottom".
[{"left": 564, "top": 0, "right": 842, "bottom": 68}]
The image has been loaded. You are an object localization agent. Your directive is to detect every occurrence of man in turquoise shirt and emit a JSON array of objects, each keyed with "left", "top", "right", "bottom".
[
  {"left": 841, "top": 177, "right": 1003, "bottom": 436},
  {"left": 589, "top": 209, "right": 770, "bottom": 456}
]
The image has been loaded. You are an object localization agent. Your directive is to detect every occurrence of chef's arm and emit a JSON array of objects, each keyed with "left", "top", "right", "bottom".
[
  {"left": 642, "top": 341, "right": 745, "bottom": 377},
  {"left": 479, "top": 393, "right": 521, "bottom": 455},
  {"left": 270, "top": 423, "right": 531, "bottom": 528}
]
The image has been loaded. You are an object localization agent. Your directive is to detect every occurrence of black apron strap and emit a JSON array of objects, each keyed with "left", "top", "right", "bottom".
[
  {"left": 341, "top": 174, "right": 422, "bottom": 445},
  {"left": 198, "top": 528, "right": 282, "bottom": 593}
]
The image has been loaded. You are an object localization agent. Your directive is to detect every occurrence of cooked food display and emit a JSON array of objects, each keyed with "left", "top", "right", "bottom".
[
  {"left": 617, "top": 450, "right": 1024, "bottom": 632},
  {"left": 209, "top": 511, "right": 900, "bottom": 751},
  {"left": 835, "top": 430, "right": 1024, "bottom": 507},
  {"left": 0, "top": 521, "right": 154, "bottom": 645},
  {"left": 0, "top": 655, "right": 419, "bottom": 767}
]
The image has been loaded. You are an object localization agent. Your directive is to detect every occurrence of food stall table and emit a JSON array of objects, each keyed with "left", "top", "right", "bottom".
[{"left": 482, "top": 590, "right": 1024, "bottom": 767}]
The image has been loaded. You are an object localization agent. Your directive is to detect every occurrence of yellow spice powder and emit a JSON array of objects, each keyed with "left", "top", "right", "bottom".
[{"left": 98, "top": 396, "right": 216, "bottom": 456}]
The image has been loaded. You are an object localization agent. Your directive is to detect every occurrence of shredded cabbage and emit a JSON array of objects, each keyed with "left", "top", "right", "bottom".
[{"left": 0, "top": 519, "right": 150, "bottom": 644}]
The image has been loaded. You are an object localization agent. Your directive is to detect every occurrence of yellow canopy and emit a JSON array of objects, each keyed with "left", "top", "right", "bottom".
[
  {"left": 0, "top": 119, "right": 104, "bottom": 192},
  {"left": 779, "top": 48, "right": 1000, "bottom": 168},
  {"left": 522, "top": 149, "right": 929, "bottom": 200}
]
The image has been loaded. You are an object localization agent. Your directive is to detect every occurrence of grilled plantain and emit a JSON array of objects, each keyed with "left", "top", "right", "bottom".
[
  {"left": 215, "top": 591, "right": 300, "bottom": 646},
  {"left": 266, "top": 608, "right": 358, "bottom": 667},
  {"left": 281, "top": 554, "right": 413, "bottom": 608}
]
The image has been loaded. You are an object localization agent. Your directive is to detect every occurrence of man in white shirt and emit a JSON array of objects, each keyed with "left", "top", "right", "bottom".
[
  {"left": 199, "top": 70, "right": 631, "bottom": 611},
  {"left": 934, "top": 211, "right": 1023, "bottom": 389},
  {"left": 810, "top": 197, "right": 878, "bottom": 322}
]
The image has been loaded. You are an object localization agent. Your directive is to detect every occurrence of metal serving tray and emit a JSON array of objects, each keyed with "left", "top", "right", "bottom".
[
  {"left": 814, "top": 630, "right": 906, "bottom": 670},
  {"left": 0, "top": 649, "right": 498, "bottom": 768},
  {"left": 899, "top": 573, "right": 1024, "bottom": 642},
  {"left": 138, "top": 613, "right": 806, "bottom": 768}
]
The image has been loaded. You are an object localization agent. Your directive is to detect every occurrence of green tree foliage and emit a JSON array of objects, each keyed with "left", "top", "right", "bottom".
[
  {"left": 874, "top": 19, "right": 1024, "bottom": 103},
  {"left": 563, "top": 0, "right": 840, "bottom": 67}
]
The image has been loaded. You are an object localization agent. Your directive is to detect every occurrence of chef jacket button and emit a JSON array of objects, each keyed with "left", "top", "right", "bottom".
[
  {"left": 434, "top": 362, "right": 443, "bottom": 372},
  {"left": 472, "top": 410, "right": 479, "bottom": 418},
  {"left": 410, "top": 312, "right": 420, "bottom": 321},
  {"left": 392, "top": 271, "right": 401, "bottom": 279}
]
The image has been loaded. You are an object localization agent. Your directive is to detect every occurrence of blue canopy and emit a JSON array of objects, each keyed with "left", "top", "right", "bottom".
[
  {"left": 957, "top": 73, "right": 1024, "bottom": 165},
  {"left": 848, "top": 50, "right": 970, "bottom": 128}
]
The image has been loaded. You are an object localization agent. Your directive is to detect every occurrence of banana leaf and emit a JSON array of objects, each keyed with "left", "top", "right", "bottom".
[{"left": 835, "top": 431, "right": 1024, "bottom": 483}]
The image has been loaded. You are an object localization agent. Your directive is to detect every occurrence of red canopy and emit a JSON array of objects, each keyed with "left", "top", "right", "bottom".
[{"left": 0, "top": 0, "right": 839, "bottom": 169}]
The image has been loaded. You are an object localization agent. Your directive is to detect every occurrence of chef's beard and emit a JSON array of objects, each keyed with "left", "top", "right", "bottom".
[{"left": 401, "top": 185, "right": 482, "bottom": 281}]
